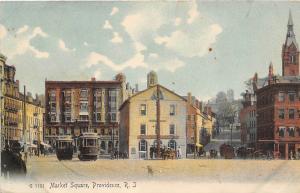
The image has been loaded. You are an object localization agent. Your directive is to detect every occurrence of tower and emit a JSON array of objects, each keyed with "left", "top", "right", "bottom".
[
  {"left": 147, "top": 71, "right": 158, "bottom": 88},
  {"left": 268, "top": 62, "right": 274, "bottom": 85},
  {"left": 282, "top": 10, "right": 300, "bottom": 76}
]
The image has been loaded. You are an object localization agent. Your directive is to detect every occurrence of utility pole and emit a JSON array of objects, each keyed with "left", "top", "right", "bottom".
[
  {"left": 0, "top": 64, "right": 3, "bottom": 175},
  {"left": 156, "top": 85, "right": 161, "bottom": 159}
]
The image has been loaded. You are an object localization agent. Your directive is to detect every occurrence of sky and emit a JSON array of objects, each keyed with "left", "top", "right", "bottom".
[{"left": 0, "top": 1, "right": 300, "bottom": 101}]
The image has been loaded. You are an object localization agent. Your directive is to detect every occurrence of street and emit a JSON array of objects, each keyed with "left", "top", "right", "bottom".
[{"left": 1, "top": 155, "right": 300, "bottom": 193}]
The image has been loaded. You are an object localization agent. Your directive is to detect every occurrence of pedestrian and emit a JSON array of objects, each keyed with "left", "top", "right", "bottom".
[
  {"left": 150, "top": 146, "right": 154, "bottom": 159},
  {"left": 290, "top": 151, "right": 294, "bottom": 160},
  {"left": 177, "top": 146, "right": 182, "bottom": 159},
  {"left": 295, "top": 150, "right": 299, "bottom": 160}
]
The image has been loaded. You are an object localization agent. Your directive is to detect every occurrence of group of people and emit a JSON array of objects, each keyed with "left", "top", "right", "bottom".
[
  {"left": 149, "top": 146, "right": 182, "bottom": 159},
  {"left": 1, "top": 143, "right": 27, "bottom": 178}
]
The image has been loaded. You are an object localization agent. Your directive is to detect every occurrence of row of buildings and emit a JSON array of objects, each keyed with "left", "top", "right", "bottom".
[
  {"left": 0, "top": 50, "right": 215, "bottom": 159},
  {"left": 240, "top": 11, "right": 300, "bottom": 159},
  {"left": 44, "top": 71, "right": 216, "bottom": 158},
  {"left": 0, "top": 54, "right": 44, "bottom": 150}
]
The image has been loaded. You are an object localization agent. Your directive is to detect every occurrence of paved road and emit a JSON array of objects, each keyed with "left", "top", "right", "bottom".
[{"left": 1, "top": 155, "right": 300, "bottom": 193}]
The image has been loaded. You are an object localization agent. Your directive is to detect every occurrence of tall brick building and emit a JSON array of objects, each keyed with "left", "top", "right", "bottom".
[
  {"left": 254, "top": 11, "right": 300, "bottom": 159},
  {"left": 44, "top": 74, "right": 132, "bottom": 154}
]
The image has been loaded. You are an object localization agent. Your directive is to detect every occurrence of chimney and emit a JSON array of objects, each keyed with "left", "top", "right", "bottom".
[
  {"left": 187, "top": 92, "right": 192, "bottom": 104},
  {"left": 91, "top": 77, "right": 96, "bottom": 81},
  {"left": 199, "top": 102, "right": 203, "bottom": 111},
  {"left": 135, "top": 84, "right": 139, "bottom": 92},
  {"left": 16, "top": 80, "right": 19, "bottom": 89}
]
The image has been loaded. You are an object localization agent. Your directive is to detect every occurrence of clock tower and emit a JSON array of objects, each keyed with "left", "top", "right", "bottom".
[{"left": 282, "top": 10, "right": 299, "bottom": 76}]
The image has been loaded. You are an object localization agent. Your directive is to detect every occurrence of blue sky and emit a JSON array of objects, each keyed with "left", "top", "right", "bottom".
[{"left": 0, "top": 1, "right": 299, "bottom": 101}]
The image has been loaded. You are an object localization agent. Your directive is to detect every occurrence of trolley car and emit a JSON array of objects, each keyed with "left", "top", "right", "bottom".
[
  {"left": 78, "top": 133, "right": 99, "bottom": 161},
  {"left": 56, "top": 136, "right": 74, "bottom": 160}
]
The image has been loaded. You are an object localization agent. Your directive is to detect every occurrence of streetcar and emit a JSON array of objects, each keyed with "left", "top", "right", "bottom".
[
  {"left": 78, "top": 132, "right": 99, "bottom": 161},
  {"left": 56, "top": 136, "right": 74, "bottom": 161}
]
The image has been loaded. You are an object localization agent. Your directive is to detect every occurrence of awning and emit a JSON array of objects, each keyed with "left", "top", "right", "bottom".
[
  {"left": 196, "top": 143, "right": 203, "bottom": 147},
  {"left": 28, "top": 144, "right": 37, "bottom": 148},
  {"left": 40, "top": 142, "right": 51, "bottom": 147}
]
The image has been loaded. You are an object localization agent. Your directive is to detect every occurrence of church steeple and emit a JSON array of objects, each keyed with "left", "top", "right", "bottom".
[{"left": 282, "top": 10, "right": 299, "bottom": 76}]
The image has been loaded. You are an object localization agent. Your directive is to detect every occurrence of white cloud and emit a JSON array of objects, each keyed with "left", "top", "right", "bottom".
[
  {"left": 83, "top": 41, "right": 89, "bottom": 46},
  {"left": 110, "top": 7, "right": 119, "bottom": 16},
  {"left": 58, "top": 39, "right": 76, "bottom": 52},
  {"left": 187, "top": 1, "right": 200, "bottom": 24},
  {"left": 110, "top": 32, "right": 123, "bottom": 43},
  {"left": 0, "top": 24, "right": 7, "bottom": 39},
  {"left": 155, "top": 24, "right": 222, "bottom": 58},
  {"left": 121, "top": 10, "right": 164, "bottom": 41},
  {"left": 150, "top": 56, "right": 185, "bottom": 73},
  {"left": 86, "top": 51, "right": 147, "bottom": 72},
  {"left": 174, "top": 18, "right": 182, "bottom": 26},
  {"left": 0, "top": 25, "right": 49, "bottom": 59},
  {"left": 16, "top": 25, "right": 29, "bottom": 34},
  {"left": 86, "top": 41, "right": 148, "bottom": 71},
  {"left": 103, "top": 20, "right": 113, "bottom": 30}
]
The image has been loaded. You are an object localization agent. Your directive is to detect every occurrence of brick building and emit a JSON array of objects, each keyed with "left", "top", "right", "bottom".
[
  {"left": 254, "top": 11, "right": 300, "bottom": 159},
  {"left": 44, "top": 73, "right": 132, "bottom": 154}
]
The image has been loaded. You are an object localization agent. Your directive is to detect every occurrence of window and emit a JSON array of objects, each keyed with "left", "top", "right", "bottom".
[
  {"left": 289, "top": 109, "right": 295, "bottom": 119},
  {"left": 50, "top": 103, "right": 56, "bottom": 112},
  {"left": 170, "top": 104, "right": 176, "bottom": 116},
  {"left": 289, "top": 92, "right": 296, "bottom": 102},
  {"left": 140, "top": 124, "right": 146, "bottom": 135},
  {"left": 108, "top": 89, "right": 117, "bottom": 112},
  {"left": 96, "top": 113, "right": 101, "bottom": 122},
  {"left": 80, "top": 89, "right": 88, "bottom": 99},
  {"left": 279, "top": 127, "right": 285, "bottom": 137},
  {"left": 80, "top": 102, "right": 88, "bottom": 112},
  {"left": 139, "top": 140, "right": 147, "bottom": 151},
  {"left": 140, "top": 104, "right": 146, "bottom": 116},
  {"left": 278, "top": 109, "right": 285, "bottom": 119},
  {"left": 278, "top": 92, "right": 285, "bottom": 102},
  {"left": 288, "top": 127, "right": 295, "bottom": 137},
  {"left": 109, "top": 113, "right": 116, "bottom": 122},
  {"left": 79, "top": 115, "right": 89, "bottom": 121},
  {"left": 59, "top": 128, "right": 64, "bottom": 135},
  {"left": 168, "top": 140, "right": 177, "bottom": 150},
  {"left": 169, "top": 124, "right": 175, "bottom": 135},
  {"left": 50, "top": 115, "right": 56, "bottom": 122},
  {"left": 65, "top": 114, "right": 71, "bottom": 122},
  {"left": 291, "top": 55, "right": 296, "bottom": 64}
]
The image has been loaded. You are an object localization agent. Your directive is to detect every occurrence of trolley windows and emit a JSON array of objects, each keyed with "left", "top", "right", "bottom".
[
  {"left": 82, "top": 138, "right": 97, "bottom": 147},
  {"left": 57, "top": 141, "right": 72, "bottom": 149}
]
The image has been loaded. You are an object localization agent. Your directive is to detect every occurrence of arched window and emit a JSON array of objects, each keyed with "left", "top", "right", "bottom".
[
  {"left": 291, "top": 55, "right": 296, "bottom": 64},
  {"left": 139, "top": 140, "right": 148, "bottom": 159},
  {"left": 168, "top": 140, "right": 177, "bottom": 150},
  {"left": 139, "top": 140, "right": 147, "bottom": 152}
]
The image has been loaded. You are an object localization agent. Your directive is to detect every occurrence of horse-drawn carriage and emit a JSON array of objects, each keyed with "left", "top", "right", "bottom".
[
  {"left": 209, "top": 149, "right": 218, "bottom": 158},
  {"left": 220, "top": 144, "right": 235, "bottom": 159},
  {"left": 161, "top": 148, "right": 176, "bottom": 160}
]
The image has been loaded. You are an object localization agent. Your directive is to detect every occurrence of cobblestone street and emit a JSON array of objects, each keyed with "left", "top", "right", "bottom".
[{"left": 1, "top": 155, "right": 300, "bottom": 193}]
